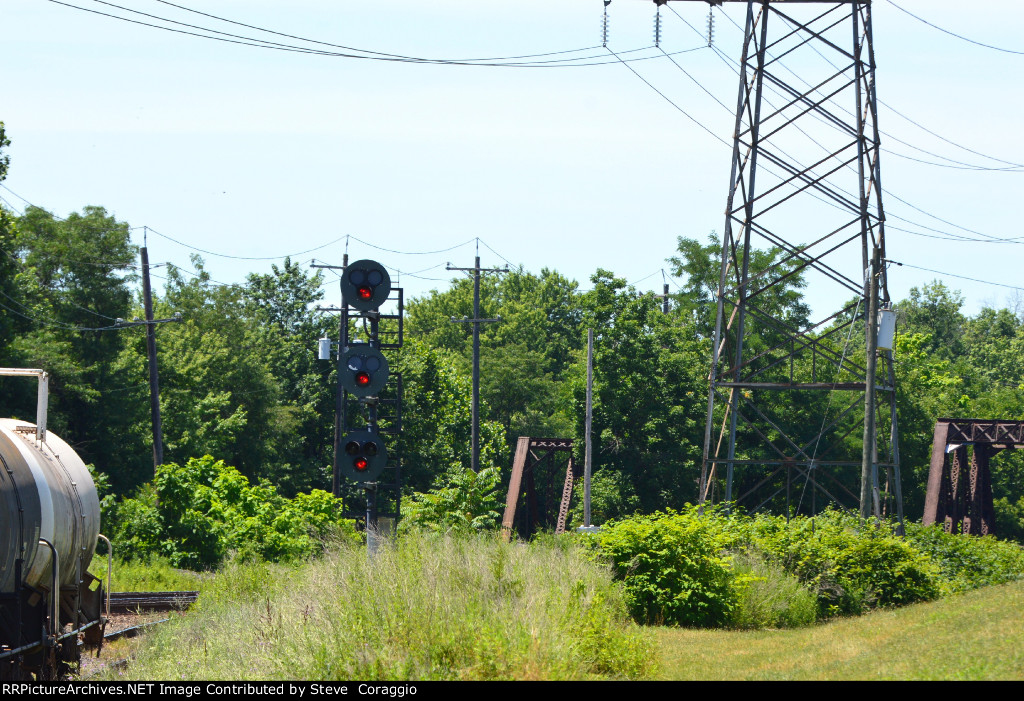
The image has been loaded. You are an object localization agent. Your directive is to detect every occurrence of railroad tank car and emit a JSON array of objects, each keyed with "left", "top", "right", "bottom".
[{"left": 0, "top": 407, "right": 107, "bottom": 679}]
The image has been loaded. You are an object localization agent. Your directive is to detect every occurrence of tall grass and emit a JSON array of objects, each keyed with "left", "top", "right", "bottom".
[
  {"left": 729, "top": 552, "right": 818, "bottom": 630},
  {"left": 101, "top": 531, "right": 653, "bottom": 681}
]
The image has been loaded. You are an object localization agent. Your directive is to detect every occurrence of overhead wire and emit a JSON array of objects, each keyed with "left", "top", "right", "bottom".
[
  {"left": 885, "top": 0, "right": 1024, "bottom": 57},
  {"left": 143, "top": 226, "right": 349, "bottom": 261},
  {"left": 150, "top": 0, "right": 606, "bottom": 64},
  {"left": 0, "top": 291, "right": 124, "bottom": 332},
  {"left": 24, "top": 3, "right": 1020, "bottom": 294},
  {"left": 888, "top": 260, "right": 1024, "bottom": 293},
  {"left": 604, "top": 46, "right": 732, "bottom": 149},
  {"left": 5, "top": 186, "right": 516, "bottom": 289},
  {"left": 48, "top": 0, "right": 701, "bottom": 69},
  {"left": 669, "top": 4, "right": 1024, "bottom": 246},
  {"left": 708, "top": 5, "right": 1024, "bottom": 172},
  {"left": 346, "top": 234, "right": 477, "bottom": 257}
]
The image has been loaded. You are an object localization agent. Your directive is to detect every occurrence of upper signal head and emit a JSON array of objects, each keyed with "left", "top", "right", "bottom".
[{"left": 341, "top": 260, "right": 391, "bottom": 311}]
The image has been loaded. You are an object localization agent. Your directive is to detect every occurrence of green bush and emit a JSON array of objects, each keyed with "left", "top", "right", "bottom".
[
  {"left": 993, "top": 497, "right": 1024, "bottom": 545},
  {"left": 903, "top": 521, "right": 1024, "bottom": 594},
  {"left": 749, "top": 511, "right": 941, "bottom": 616},
  {"left": 588, "top": 508, "right": 1020, "bottom": 629},
  {"left": 401, "top": 466, "right": 503, "bottom": 534},
  {"left": 591, "top": 509, "right": 737, "bottom": 627},
  {"left": 107, "top": 455, "right": 356, "bottom": 569}
]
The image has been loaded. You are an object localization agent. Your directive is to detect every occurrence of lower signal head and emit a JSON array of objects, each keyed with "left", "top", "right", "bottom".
[{"left": 338, "top": 430, "right": 387, "bottom": 482}]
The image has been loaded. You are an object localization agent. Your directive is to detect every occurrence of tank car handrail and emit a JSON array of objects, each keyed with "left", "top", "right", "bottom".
[
  {"left": 97, "top": 534, "right": 112, "bottom": 618},
  {"left": 38, "top": 538, "right": 59, "bottom": 642},
  {"left": 0, "top": 368, "right": 48, "bottom": 441}
]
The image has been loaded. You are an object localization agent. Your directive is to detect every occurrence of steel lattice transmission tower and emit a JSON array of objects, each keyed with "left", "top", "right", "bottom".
[{"left": 693, "top": 1, "right": 903, "bottom": 524}]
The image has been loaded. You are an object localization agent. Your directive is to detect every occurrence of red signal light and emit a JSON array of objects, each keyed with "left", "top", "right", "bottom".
[
  {"left": 354, "top": 456, "right": 369, "bottom": 471},
  {"left": 357, "top": 286, "right": 373, "bottom": 300},
  {"left": 355, "top": 371, "right": 371, "bottom": 386}
]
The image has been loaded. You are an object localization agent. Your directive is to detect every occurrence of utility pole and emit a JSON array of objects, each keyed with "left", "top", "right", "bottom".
[
  {"left": 860, "top": 246, "right": 880, "bottom": 519},
  {"left": 654, "top": 278, "right": 670, "bottom": 315},
  {"left": 117, "top": 234, "right": 182, "bottom": 475},
  {"left": 311, "top": 255, "right": 348, "bottom": 496},
  {"left": 447, "top": 251, "right": 506, "bottom": 472},
  {"left": 584, "top": 328, "right": 594, "bottom": 527},
  {"left": 141, "top": 245, "right": 162, "bottom": 469}
]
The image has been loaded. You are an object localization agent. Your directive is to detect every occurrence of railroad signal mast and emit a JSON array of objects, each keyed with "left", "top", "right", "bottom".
[{"left": 316, "top": 257, "right": 404, "bottom": 541}]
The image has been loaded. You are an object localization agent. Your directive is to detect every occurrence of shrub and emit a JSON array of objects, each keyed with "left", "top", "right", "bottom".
[
  {"left": 749, "top": 510, "right": 941, "bottom": 616},
  {"left": 401, "top": 466, "right": 503, "bottom": 534},
  {"left": 993, "top": 497, "right": 1024, "bottom": 545},
  {"left": 591, "top": 510, "right": 737, "bottom": 627},
  {"left": 588, "top": 508, "right": 1007, "bottom": 629},
  {"left": 106, "top": 455, "right": 356, "bottom": 569},
  {"left": 903, "top": 521, "right": 1024, "bottom": 594}
]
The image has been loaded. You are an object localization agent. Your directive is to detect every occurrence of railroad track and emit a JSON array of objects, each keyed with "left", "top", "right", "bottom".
[{"left": 108, "top": 591, "right": 199, "bottom": 613}]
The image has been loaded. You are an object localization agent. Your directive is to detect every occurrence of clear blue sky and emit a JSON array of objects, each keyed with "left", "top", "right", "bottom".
[{"left": 2, "top": 0, "right": 1022, "bottom": 319}]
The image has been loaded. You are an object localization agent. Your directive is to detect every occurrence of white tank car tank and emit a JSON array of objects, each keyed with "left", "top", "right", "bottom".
[{"left": 0, "top": 418, "right": 101, "bottom": 592}]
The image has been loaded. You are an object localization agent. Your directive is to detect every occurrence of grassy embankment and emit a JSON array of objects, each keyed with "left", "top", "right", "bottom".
[
  {"left": 96, "top": 532, "right": 653, "bottom": 681},
  {"left": 91, "top": 526, "right": 1024, "bottom": 681},
  {"left": 656, "top": 577, "right": 1024, "bottom": 680}
]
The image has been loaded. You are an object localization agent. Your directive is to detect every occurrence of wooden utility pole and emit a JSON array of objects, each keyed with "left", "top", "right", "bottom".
[
  {"left": 118, "top": 237, "right": 182, "bottom": 476},
  {"left": 447, "top": 253, "right": 506, "bottom": 471},
  {"left": 860, "top": 246, "right": 880, "bottom": 518},
  {"left": 140, "top": 246, "right": 162, "bottom": 470},
  {"left": 584, "top": 328, "right": 594, "bottom": 527}
]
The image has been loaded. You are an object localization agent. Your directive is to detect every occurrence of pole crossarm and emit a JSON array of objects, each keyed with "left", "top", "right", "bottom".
[{"left": 698, "top": 1, "right": 902, "bottom": 523}]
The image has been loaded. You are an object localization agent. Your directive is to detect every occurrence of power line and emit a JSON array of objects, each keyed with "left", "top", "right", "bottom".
[
  {"left": 0, "top": 293, "right": 124, "bottom": 332},
  {"left": 48, "top": 0, "right": 702, "bottom": 69},
  {"left": 476, "top": 238, "right": 517, "bottom": 271},
  {"left": 5, "top": 186, "right": 516, "bottom": 287},
  {"left": 143, "top": 226, "right": 347, "bottom": 261},
  {"left": 604, "top": 46, "right": 731, "bottom": 149},
  {"left": 888, "top": 260, "right": 1024, "bottom": 293},
  {"left": 705, "top": 5, "right": 1024, "bottom": 171},
  {"left": 886, "top": 0, "right": 1024, "bottom": 57},
  {"left": 347, "top": 235, "right": 477, "bottom": 257},
  {"left": 665, "top": 5, "right": 1024, "bottom": 247},
  {"left": 150, "top": 0, "right": 605, "bottom": 64}
]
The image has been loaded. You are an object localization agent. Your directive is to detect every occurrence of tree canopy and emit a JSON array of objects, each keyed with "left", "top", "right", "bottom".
[{"left": 2, "top": 124, "right": 1023, "bottom": 539}]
